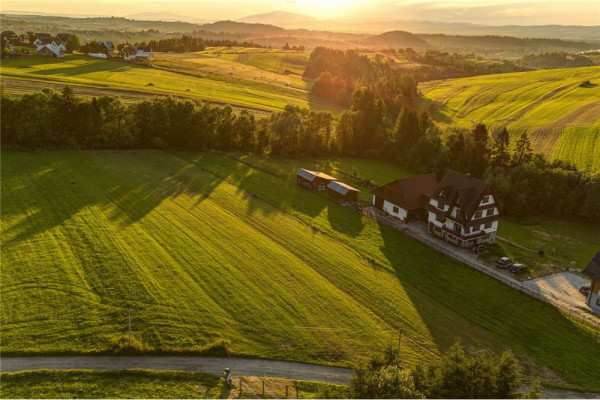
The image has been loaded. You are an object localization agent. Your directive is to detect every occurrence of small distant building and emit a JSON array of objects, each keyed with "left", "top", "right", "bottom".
[
  {"left": 296, "top": 168, "right": 336, "bottom": 191},
  {"left": 584, "top": 250, "right": 600, "bottom": 309},
  {"left": 36, "top": 44, "right": 65, "bottom": 58},
  {"left": 327, "top": 181, "right": 360, "bottom": 203},
  {"left": 372, "top": 173, "right": 438, "bottom": 222},
  {"left": 33, "top": 33, "right": 55, "bottom": 46},
  {"left": 134, "top": 46, "right": 154, "bottom": 61},
  {"left": 19, "top": 33, "right": 31, "bottom": 45},
  {"left": 2, "top": 31, "right": 19, "bottom": 45},
  {"left": 99, "top": 41, "right": 116, "bottom": 57},
  {"left": 118, "top": 44, "right": 136, "bottom": 61},
  {"left": 426, "top": 170, "right": 501, "bottom": 248}
]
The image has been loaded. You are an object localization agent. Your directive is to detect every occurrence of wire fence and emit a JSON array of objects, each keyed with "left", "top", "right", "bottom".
[
  {"left": 361, "top": 207, "right": 600, "bottom": 332},
  {"left": 231, "top": 376, "right": 307, "bottom": 399}
]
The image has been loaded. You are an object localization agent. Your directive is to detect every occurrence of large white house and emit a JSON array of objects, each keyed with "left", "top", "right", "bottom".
[
  {"left": 371, "top": 174, "right": 438, "bottom": 222},
  {"left": 425, "top": 170, "right": 501, "bottom": 248}
]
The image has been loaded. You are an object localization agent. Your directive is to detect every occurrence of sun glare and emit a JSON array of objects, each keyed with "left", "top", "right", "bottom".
[{"left": 291, "top": 0, "right": 362, "bottom": 18}]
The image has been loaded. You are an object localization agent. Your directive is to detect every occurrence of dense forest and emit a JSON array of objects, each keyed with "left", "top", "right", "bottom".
[
  {"left": 2, "top": 85, "right": 598, "bottom": 222},
  {"left": 304, "top": 47, "right": 418, "bottom": 107},
  {"left": 518, "top": 52, "right": 593, "bottom": 69}
]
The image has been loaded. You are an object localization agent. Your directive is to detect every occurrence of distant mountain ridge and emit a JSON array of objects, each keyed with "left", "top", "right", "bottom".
[
  {"left": 362, "top": 30, "right": 429, "bottom": 49},
  {"left": 237, "top": 11, "right": 316, "bottom": 25}
]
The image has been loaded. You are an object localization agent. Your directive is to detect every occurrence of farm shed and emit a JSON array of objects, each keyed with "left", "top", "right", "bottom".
[
  {"left": 584, "top": 250, "right": 600, "bottom": 309},
  {"left": 296, "top": 169, "right": 336, "bottom": 191},
  {"left": 372, "top": 174, "right": 438, "bottom": 221},
  {"left": 327, "top": 181, "right": 360, "bottom": 203}
]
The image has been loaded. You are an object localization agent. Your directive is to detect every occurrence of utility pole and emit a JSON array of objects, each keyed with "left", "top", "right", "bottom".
[
  {"left": 128, "top": 309, "right": 132, "bottom": 348},
  {"left": 397, "top": 329, "right": 402, "bottom": 357}
]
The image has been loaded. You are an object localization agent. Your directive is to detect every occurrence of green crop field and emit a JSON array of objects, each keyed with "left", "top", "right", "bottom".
[
  {"left": 419, "top": 66, "right": 600, "bottom": 171},
  {"left": 2, "top": 150, "right": 600, "bottom": 390},
  {"left": 0, "top": 50, "right": 336, "bottom": 113}
]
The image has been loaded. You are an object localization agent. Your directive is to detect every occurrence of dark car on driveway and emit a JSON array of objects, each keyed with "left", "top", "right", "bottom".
[
  {"left": 497, "top": 257, "right": 514, "bottom": 269},
  {"left": 509, "top": 263, "right": 527, "bottom": 274},
  {"left": 470, "top": 244, "right": 487, "bottom": 255}
]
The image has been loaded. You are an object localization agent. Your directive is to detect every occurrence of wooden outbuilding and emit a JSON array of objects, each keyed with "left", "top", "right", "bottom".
[
  {"left": 584, "top": 250, "right": 600, "bottom": 308},
  {"left": 327, "top": 181, "right": 359, "bottom": 203},
  {"left": 296, "top": 169, "right": 336, "bottom": 191}
]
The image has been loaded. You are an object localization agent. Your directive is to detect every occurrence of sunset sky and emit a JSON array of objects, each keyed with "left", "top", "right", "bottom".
[{"left": 2, "top": 0, "right": 599, "bottom": 25}]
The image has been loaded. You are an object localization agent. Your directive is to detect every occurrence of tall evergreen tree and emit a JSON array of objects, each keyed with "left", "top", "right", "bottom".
[
  {"left": 512, "top": 132, "right": 533, "bottom": 165},
  {"left": 490, "top": 127, "right": 511, "bottom": 167}
]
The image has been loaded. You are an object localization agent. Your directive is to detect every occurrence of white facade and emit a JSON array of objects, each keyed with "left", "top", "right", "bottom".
[
  {"left": 427, "top": 194, "right": 499, "bottom": 247},
  {"left": 373, "top": 195, "right": 408, "bottom": 220}
]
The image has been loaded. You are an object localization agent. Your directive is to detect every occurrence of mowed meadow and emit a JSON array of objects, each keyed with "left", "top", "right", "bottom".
[
  {"left": 0, "top": 49, "right": 337, "bottom": 113},
  {"left": 2, "top": 150, "right": 600, "bottom": 390},
  {"left": 420, "top": 66, "right": 600, "bottom": 171}
]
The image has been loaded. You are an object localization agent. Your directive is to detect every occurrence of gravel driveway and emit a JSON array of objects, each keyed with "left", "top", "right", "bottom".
[{"left": 524, "top": 272, "right": 593, "bottom": 311}]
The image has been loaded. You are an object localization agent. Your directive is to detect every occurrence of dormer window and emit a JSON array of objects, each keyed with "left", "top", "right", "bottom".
[
  {"left": 475, "top": 211, "right": 483, "bottom": 219},
  {"left": 482, "top": 195, "right": 490, "bottom": 204},
  {"left": 438, "top": 199, "right": 445, "bottom": 210}
]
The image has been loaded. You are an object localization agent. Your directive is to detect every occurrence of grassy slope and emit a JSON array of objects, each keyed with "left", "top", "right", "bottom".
[
  {"left": 0, "top": 51, "right": 334, "bottom": 113},
  {"left": 2, "top": 150, "right": 600, "bottom": 390},
  {"left": 0, "top": 370, "right": 225, "bottom": 399},
  {"left": 419, "top": 66, "right": 600, "bottom": 171}
]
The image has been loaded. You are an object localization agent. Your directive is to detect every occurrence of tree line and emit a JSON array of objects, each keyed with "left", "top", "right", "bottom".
[{"left": 2, "top": 85, "right": 598, "bottom": 222}]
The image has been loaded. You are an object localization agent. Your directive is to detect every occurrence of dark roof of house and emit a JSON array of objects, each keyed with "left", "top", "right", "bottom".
[
  {"left": 584, "top": 250, "right": 600, "bottom": 281},
  {"left": 36, "top": 37, "right": 54, "bottom": 45},
  {"left": 327, "top": 181, "right": 359, "bottom": 195},
  {"left": 430, "top": 170, "right": 493, "bottom": 220},
  {"left": 372, "top": 173, "right": 438, "bottom": 211},
  {"left": 100, "top": 41, "right": 115, "bottom": 50},
  {"left": 297, "top": 168, "right": 336, "bottom": 182},
  {"left": 2, "top": 31, "right": 17, "bottom": 36},
  {"left": 35, "top": 33, "right": 53, "bottom": 38},
  {"left": 56, "top": 33, "right": 71, "bottom": 41}
]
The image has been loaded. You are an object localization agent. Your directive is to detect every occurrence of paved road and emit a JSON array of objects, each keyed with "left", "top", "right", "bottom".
[
  {"left": 0, "top": 356, "right": 353, "bottom": 385},
  {"left": 2, "top": 356, "right": 599, "bottom": 398}
]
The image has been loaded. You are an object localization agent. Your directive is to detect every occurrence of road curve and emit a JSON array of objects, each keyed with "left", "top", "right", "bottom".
[{"left": 0, "top": 356, "right": 353, "bottom": 385}]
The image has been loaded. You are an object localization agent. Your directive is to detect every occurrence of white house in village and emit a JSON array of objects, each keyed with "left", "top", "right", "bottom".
[
  {"left": 425, "top": 170, "right": 500, "bottom": 248},
  {"left": 36, "top": 43, "right": 66, "bottom": 58},
  {"left": 372, "top": 173, "right": 438, "bottom": 222}
]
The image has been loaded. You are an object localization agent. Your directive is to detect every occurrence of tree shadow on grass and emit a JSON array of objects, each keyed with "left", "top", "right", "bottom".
[{"left": 326, "top": 203, "right": 364, "bottom": 237}]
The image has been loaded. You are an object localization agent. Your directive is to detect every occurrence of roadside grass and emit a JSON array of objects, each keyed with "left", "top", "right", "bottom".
[
  {"left": 0, "top": 52, "right": 338, "bottom": 113},
  {"left": 3, "top": 150, "right": 599, "bottom": 390},
  {"left": 0, "top": 370, "right": 346, "bottom": 399},
  {"left": 0, "top": 369, "right": 226, "bottom": 399},
  {"left": 419, "top": 66, "right": 600, "bottom": 170}
]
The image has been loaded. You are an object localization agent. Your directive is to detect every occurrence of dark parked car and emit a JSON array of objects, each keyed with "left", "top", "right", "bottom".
[
  {"left": 497, "top": 257, "right": 515, "bottom": 268},
  {"left": 470, "top": 244, "right": 487, "bottom": 255},
  {"left": 579, "top": 285, "right": 591, "bottom": 295},
  {"left": 509, "top": 263, "right": 527, "bottom": 274}
]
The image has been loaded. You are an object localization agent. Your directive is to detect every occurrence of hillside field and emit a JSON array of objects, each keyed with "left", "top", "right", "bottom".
[
  {"left": 419, "top": 66, "right": 600, "bottom": 171},
  {"left": 0, "top": 50, "right": 337, "bottom": 113},
  {"left": 2, "top": 150, "right": 600, "bottom": 390}
]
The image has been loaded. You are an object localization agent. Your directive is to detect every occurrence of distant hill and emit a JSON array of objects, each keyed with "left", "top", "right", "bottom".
[
  {"left": 199, "top": 20, "right": 285, "bottom": 36},
  {"left": 125, "top": 12, "right": 196, "bottom": 22},
  {"left": 238, "top": 11, "right": 316, "bottom": 26},
  {"left": 362, "top": 30, "right": 429, "bottom": 49}
]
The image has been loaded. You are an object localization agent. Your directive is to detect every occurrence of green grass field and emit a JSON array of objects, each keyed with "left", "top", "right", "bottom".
[
  {"left": 0, "top": 50, "right": 336, "bottom": 113},
  {"left": 2, "top": 150, "right": 600, "bottom": 390},
  {"left": 0, "top": 370, "right": 225, "bottom": 399},
  {"left": 419, "top": 66, "right": 600, "bottom": 171},
  {"left": 0, "top": 369, "right": 344, "bottom": 399}
]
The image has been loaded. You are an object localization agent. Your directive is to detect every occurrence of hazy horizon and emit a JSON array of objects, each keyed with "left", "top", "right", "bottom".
[{"left": 2, "top": 0, "right": 599, "bottom": 26}]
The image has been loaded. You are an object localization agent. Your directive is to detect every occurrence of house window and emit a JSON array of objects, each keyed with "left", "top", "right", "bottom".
[
  {"left": 482, "top": 195, "right": 490, "bottom": 204},
  {"left": 475, "top": 211, "right": 482, "bottom": 219},
  {"left": 438, "top": 200, "right": 445, "bottom": 210},
  {"left": 436, "top": 214, "right": 444, "bottom": 223},
  {"left": 485, "top": 222, "right": 493, "bottom": 229},
  {"left": 486, "top": 209, "right": 494, "bottom": 216},
  {"left": 392, "top": 206, "right": 399, "bottom": 214},
  {"left": 455, "top": 208, "right": 461, "bottom": 218},
  {"left": 454, "top": 223, "right": 461, "bottom": 232}
]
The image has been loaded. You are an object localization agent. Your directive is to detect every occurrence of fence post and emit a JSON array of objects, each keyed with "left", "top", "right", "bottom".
[
  {"left": 239, "top": 378, "right": 243, "bottom": 399},
  {"left": 296, "top": 385, "right": 299, "bottom": 399},
  {"left": 285, "top": 385, "right": 288, "bottom": 399},
  {"left": 262, "top": 380, "right": 265, "bottom": 397}
]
